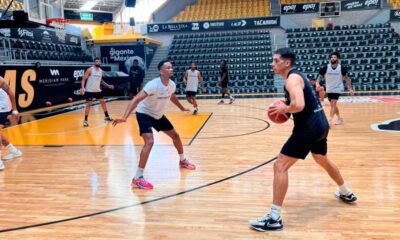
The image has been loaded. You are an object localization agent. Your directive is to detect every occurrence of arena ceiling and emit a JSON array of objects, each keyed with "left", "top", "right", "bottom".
[{"left": 63, "top": 0, "right": 124, "bottom": 13}]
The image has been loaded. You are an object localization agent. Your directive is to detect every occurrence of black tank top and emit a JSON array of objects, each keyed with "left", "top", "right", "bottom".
[{"left": 284, "top": 69, "right": 329, "bottom": 134}]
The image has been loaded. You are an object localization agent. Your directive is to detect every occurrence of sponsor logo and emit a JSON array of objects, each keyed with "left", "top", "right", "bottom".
[
  {"left": 209, "top": 22, "right": 224, "bottom": 27},
  {"left": 283, "top": 5, "right": 296, "bottom": 12},
  {"left": 41, "top": 30, "right": 52, "bottom": 43},
  {"left": 253, "top": 19, "right": 278, "bottom": 26},
  {"left": 365, "top": 0, "right": 379, "bottom": 6},
  {"left": 203, "top": 22, "right": 210, "bottom": 29},
  {"left": 73, "top": 69, "right": 85, "bottom": 80},
  {"left": 192, "top": 22, "right": 199, "bottom": 30},
  {"left": 18, "top": 28, "right": 34, "bottom": 38},
  {"left": 231, "top": 19, "right": 247, "bottom": 27},
  {"left": 149, "top": 24, "right": 159, "bottom": 32},
  {"left": 344, "top": 1, "right": 363, "bottom": 9},
  {"left": 108, "top": 47, "right": 135, "bottom": 61},
  {"left": 0, "top": 28, "right": 11, "bottom": 37},
  {"left": 394, "top": 10, "right": 400, "bottom": 17},
  {"left": 303, "top": 3, "right": 317, "bottom": 11},
  {"left": 50, "top": 69, "right": 60, "bottom": 76},
  {"left": 371, "top": 118, "right": 400, "bottom": 133}
]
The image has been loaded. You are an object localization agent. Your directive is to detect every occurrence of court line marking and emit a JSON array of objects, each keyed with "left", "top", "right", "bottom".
[
  {"left": 188, "top": 112, "right": 213, "bottom": 145},
  {"left": 0, "top": 157, "right": 277, "bottom": 233}
]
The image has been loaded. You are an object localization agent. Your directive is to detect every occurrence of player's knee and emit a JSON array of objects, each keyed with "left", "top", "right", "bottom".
[
  {"left": 171, "top": 132, "right": 180, "bottom": 141},
  {"left": 144, "top": 138, "right": 154, "bottom": 147},
  {"left": 273, "top": 160, "right": 287, "bottom": 173}
]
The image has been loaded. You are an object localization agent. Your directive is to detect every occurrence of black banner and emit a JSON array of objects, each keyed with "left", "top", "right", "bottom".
[
  {"left": 341, "top": 0, "right": 381, "bottom": 10},
  {"left": 100, "top": 45, "right": 145, "bottom": 74},
  {"left": 0, "top": 65, "right": 110, "bottom": 111},
  {"left": 0, "top": 28, "right": 81, "bottom": 46},
  {"left": 147, "top": 16, "right": 280, "bottom": 33},
  {"left": 390, "top": 9, "right": 400, "bottom": 21},
  {"left": 281, "top": 3, "right": 319, "bottom": 14}
]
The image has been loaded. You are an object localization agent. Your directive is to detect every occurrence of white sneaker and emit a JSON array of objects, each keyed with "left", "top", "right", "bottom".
[
  {"left": 2, "top": 150, "right": 22, "bottom": 161},
  {"left": 0, "top": 160, "right": 4, "bottom": 170}
]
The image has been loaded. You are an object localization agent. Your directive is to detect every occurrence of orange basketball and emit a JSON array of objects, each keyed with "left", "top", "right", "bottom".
[{"left": 267, "top": 100, "right": 291, "bottom": 124}]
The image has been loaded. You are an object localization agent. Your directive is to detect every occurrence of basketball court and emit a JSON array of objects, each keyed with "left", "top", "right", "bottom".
[{"left": 1, "top": 97, "right": 400, "bottom": 239}]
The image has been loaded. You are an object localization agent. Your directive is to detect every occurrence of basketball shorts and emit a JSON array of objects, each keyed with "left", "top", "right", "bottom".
[
  {"left": 281, "top": 127, "right": 329, "bottom": 159},
  {"left": 221, "top": 80, "right": 228, "bottom": 88},
  {"left": 85, "top": 91, "right": 104, "bottom": 101},
  {"left": 136, "top": 112, "right": 174, "bottom": 135},
  {"left": 185, "top": 91, "right": 197, "bottom": 98},
  {"left": 327, "top": 93, "right": 341, "bottom": 101}
]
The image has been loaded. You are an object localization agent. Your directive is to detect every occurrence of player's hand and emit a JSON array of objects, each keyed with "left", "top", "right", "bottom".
[
  {"left": 81, "top": 87, "right": 85, "bottom": 95},
  {"left": 183, "top": 80, "right": 187, "bottom": 86},
  {"left": 112, "top": 118, "right": 126, "bottom": 126},
  {"left": 268, "top": 102, "right": 288, "bottom": 116},
  {"left": 109, "top": 85, "right": 115, "bottom": 90},
  {"left": 349, "top": 89, "right": 355, "bottom": 96}
]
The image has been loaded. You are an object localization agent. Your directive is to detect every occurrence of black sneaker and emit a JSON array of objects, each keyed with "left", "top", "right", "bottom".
[
  {"left": 104, "top": 116, "right": 113, "bottom": 121},
  {"left": 193, "top": 109, "right": 198, "bottom": 115},
  {"left": 335, "top": 191, "right": 357, "bottom": 203},
  {"left": 249, "top": 214, "right": 283, "bottom": 232}
]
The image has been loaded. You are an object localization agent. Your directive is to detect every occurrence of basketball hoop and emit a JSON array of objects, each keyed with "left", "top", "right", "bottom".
[{"left": 46, "top": 18, "right": 68, "bottom": 41}]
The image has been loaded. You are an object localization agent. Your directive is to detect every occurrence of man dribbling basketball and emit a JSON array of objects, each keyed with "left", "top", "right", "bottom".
[{"left": 249, "top": 48, "right": 357, "bottom": 232}]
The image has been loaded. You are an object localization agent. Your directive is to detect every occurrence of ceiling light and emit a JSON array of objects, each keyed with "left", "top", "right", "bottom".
[{"left": 81, "top": 1, "right": 97, "bottom": 11}]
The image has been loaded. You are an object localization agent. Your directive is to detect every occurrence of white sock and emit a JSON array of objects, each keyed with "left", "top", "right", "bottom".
[
  {"left": 135, "top": 168, "right": 144, "bottom": 179},
  {"left": 179, "top": 153, "right": 186, "bottom": 161},
  {"left": 7, "top": 143, "right": 18, "bottom": 153},
  {"left": 339, "top": 182, "right": 351, "bottom": 195},
  {"left": 230, "top": 95, "right": 234, "bottom": 100},
  {"left": 269, "top": 204, "right": 281, "bottom": 221}
]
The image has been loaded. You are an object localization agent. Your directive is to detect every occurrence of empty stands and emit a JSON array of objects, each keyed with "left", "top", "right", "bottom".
[
  {"left": 168, "top": 29, "right": 276, "bottom": 94},
  {"left": 0, "top": 0, "right": 23, "bottom": 11},
  {"left": 173, "top": 0, "right": 270, "bottom": 22},
  {"left": 389, "top": 0, "right": 400, "bottom": 8},
  {"left": 286, "top": 23, "right": 400, "bottom": 91}
]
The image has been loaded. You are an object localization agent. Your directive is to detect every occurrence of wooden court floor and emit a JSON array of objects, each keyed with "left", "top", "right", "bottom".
[{"left": 0, "top": 97, "right": 400, "bottom": 239}]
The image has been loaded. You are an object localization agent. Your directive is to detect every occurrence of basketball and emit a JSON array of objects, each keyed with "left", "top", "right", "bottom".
[
  {"left": 267, "top": 100, "right": 291, "bottom": 124},
  {"left": 67, "top": 97, "right": 73, "bottom": 102},
  {"left": 45, "top": 101, "right": 52, "bottom": 107}
]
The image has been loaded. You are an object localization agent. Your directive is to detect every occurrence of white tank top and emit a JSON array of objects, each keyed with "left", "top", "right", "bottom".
[
  {"left": 325, "top": 64, "right": 344, "bottom": 93},
  {"left": 85, "top": 66, "right": 102, "bottom": 92},
  {"left": 185, "top": 69, "right": 200, "bottom": 92},
  {"left": 0, "top": 89, "right": 11, "bottom": 113}
]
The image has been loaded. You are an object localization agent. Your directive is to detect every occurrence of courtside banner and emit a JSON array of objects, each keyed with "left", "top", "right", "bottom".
[
  {"left": 281, "top": 3, "right": 319, "bottom": 14},
  {"left": 341, "top": 0, "right": 381, "bottom": 10},
  {"left": 147, "top": 16, "right": 280, "bottom": 33},
  {"left": 0, "top": 65, "right": 110, "bottom": 111},
  {"left": 390, "top": 9, "right": 400, "bottom": 21}
]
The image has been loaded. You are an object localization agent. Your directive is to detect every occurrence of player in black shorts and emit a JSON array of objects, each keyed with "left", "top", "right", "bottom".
[
  {"left": 249, "top": 48, "right": 357, "bottom": 232},
  {"left": 217, "top": 60, "right": 234, "bottom": 104}
]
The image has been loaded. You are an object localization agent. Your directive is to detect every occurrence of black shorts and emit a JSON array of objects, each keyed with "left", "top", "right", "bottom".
[
  {"left": 136, "top": 112, "right": 174, "bottom": 135},
  {"left": 221, "top": 80, "right": 228, "bottom": 88},
  {"left": 85, "top": 91, "right": 104, "bottom": 101},
  {"left": 281, "top": 128, "right": 329, "bottom": 159},
  {"left": 185, "top": 91, "right": 197, "bottom": 98},
  {"left": 0, "top": 111, "right": 10, "bottom": 126},
  {"left": 327, "top": 93, "right": 341, "bottom": 101}
]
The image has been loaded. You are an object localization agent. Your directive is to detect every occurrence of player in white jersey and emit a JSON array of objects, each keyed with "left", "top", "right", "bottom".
[
  {"left": 183, "top": 63, "right": 205, "bottom": 115},
  {"left": 81, "top": 58, "right": 115, "bottom": 127},
  {"left": 0, "top": 76, "right": 22, "bottom": 170},
  {"left": 112, "top": 60, "right": 196, "bottom": 190},
  {"left": 316, "top": 52, "right": 354, "bottom": 125}
]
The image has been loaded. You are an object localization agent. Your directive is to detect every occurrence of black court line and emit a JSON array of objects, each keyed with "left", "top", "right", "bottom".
[
  {"left": 0, "top": 156, "right": 277, "bottom": 233},
  {"left": 188, "top": 112, "right": 213, "bottom": 145}
]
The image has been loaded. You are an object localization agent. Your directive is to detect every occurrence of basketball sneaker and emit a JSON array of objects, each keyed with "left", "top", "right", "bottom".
[
  {"left": 179, "top": 159, "right": 196, "bottom": 170},
  {"left": 249, "top": 214, "right": 283, "bottom": 231},
  {"left": 104, "top": 116, "right": 113, "bottom": 122},
  {"left": 193, "top": 109, "right": 198, "bottom": 115},
  {"left": 83, "top": 120, "right": 89, "bottom": 127},
  {"left": 229, "top": 97, "right": 235, "bottom": 104},
  {"left": 2, "top": 150, "right": 22, "bottom": 161},
  {"left": 218, "top": 100, "right": 224, "bottom": 105},
  {"left": 335, "top": 191, "right": 357, "bottom": 203},
  {"left": 131, "top": 177, "right": 154, "bottom": 190},
  {"left": 0, "top": 160, "right": 4, "bottom": 170}
]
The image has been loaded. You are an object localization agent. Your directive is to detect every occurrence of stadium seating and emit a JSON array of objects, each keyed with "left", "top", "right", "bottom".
[
  {"left": 0, "top": 0, "right": 23, "bottom": 11},
  {"left": 286, "top": 23, "right": 400, "bottom": 91},
  {"left": 1, "top": 36, "right": 93, "bottom": 62},
  {"left": 388, "top": 0, "right": 400, "bottom": 8},
  {"left": 173, "top": 0, "right": 270, "bottom": 22},
  {"left": 167, "top": 29, "right": 276, "bottom": 94}
]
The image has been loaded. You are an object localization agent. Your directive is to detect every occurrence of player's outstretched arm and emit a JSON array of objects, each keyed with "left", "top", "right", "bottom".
[
  {"left": 170, "top": 93, "right": 190, "bottom": 112},
  {"left": 112, "top": 90, "right": 148, "bottom": 126}
]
